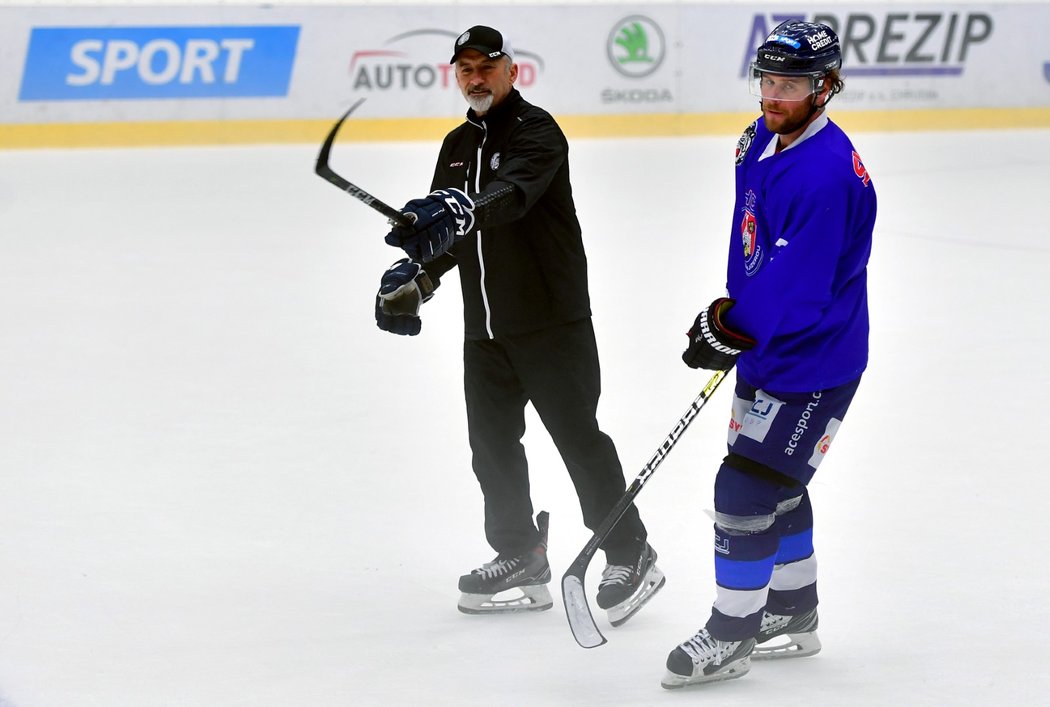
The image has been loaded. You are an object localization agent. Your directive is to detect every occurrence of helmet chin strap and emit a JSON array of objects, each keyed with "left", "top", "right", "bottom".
[
  {"left": 804, "top": 83, "right": 833, "bottom": 121},
  {"left": 803, "top": 95, "right": 823, "bottom": 122}
]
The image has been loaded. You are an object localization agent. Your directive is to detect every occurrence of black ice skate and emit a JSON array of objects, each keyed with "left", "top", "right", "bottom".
[
  {"left": 595, "top": 542, "right": 666, "bottom": 626},
  {"left": 661, "top": 628, "right": 756, "bottom": 689},
  {"left": 752, "top": 607, "right": 821, "bottom": 660},
  {"left": 457, "top": 511, "right": 553, "bottom": 614}
]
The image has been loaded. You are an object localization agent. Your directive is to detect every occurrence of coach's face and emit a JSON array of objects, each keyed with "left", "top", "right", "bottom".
[{"left": 455, "top": 49, "right": 517, "bottom": 116}]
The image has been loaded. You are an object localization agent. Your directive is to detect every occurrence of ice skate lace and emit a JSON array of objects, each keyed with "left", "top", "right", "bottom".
[
  {"left": 598, "top": 564, "right": 631, "bottom": 588},
  {"left": 474, "top": 557, "right": 520, "bottom": 580},
  {"left": 681, "top": 630, "right": 734, "bottom": 666}
]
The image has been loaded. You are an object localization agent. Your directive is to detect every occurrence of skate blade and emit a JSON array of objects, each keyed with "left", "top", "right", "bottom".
[
  {"left": 752, "top": 631, "right": 822, "bottom": 660},
  {"left": 660, "top": 657, "right": 751, "bottom": 690},
  {"left": 607, "top": 565, "right": 666, "bottom": 627},
  {"left": 458, "top": 584, "right": 554, "bottom": 615}
]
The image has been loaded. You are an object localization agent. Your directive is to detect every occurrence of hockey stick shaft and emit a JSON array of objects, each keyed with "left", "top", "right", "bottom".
[
  {"left": 314, "top": 98, "right": 412, "bottom": 227},
  {"left": 562, "top": 367, "right": 732, "bottom": 649}
]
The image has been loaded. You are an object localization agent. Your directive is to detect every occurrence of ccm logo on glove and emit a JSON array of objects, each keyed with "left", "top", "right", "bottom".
[{"left": 384, "top": 188, "right": 475, "bottom": 263}]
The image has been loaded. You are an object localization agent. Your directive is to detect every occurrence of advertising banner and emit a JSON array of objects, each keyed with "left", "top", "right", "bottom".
[
  {"left": 19, "top": 25, "right": 300, "bottom": 101},
  {"left": 1, "top": 2, "right": 1048, "bottom": 146}
]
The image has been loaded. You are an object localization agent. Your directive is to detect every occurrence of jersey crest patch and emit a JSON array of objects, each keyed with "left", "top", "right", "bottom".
[
  {"left": 735, "top": 122, "right": 757, "bottom": 165},
  {"left": 741, "top": 189, "right": 763, "bottom": 276}
]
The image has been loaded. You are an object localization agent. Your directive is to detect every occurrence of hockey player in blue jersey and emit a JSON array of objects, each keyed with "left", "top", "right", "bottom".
[{"left": 662, "top": 20, "right": 876, "bottom": 689}]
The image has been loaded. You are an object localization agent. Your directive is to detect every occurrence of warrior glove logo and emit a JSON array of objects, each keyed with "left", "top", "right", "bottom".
[{"left": 698, "top": 309, "right": 744, "bottom": 356}]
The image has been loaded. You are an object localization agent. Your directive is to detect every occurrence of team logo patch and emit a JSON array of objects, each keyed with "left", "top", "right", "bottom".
[
  {"left": 490, "top": 152, "right": 501, "bottom": 171},
  {"left": 741, "top": 211, "right": 757, "bottom": 258},
  {"left": 741, "top": 189, "right": 763, "bottom": 277},
  {"left": 735, "top": 122, "right": 756, "bottom": 165}
]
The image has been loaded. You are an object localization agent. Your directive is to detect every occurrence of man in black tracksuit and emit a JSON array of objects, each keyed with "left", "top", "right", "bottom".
[{"left": 374, "top": 25, "right": 665, "bottom": 622}]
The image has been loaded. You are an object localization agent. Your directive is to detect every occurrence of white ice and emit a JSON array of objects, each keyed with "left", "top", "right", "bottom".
[{"left": 1, "top": 126, "right": 1048, "bottom": 706}]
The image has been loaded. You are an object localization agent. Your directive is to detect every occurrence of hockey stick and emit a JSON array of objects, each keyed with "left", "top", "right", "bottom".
[
  {"left": 314, "top": 98, "right": 412, "bottom": 227},
  {"left": 562, "top": 367, "right": 732, "bottom": 649}
]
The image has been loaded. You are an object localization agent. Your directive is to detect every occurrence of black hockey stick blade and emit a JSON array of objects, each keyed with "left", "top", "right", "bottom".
[
  {"left": 562, "top": 368, "right": 731, "bottom": 649},
  {"left": 314, "top": 98, "right": 412, "bottom": 227}
]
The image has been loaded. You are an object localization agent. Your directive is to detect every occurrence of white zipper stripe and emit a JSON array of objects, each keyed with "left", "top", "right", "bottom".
[{"left": 474, "top": 125, "right": 494, "bottom": 339}]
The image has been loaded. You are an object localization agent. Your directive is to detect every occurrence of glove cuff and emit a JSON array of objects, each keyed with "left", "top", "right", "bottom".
[
  {"left": 416, "top": 269, "right": 436, "bottom": 302},
  {"left": 703, "top": 298, "right": 756, "bottom": 352}
]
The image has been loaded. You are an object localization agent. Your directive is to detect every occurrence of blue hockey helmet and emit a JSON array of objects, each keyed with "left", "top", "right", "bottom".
[{"left": 753, "top": 20, "right": 841, "bottom": 76}]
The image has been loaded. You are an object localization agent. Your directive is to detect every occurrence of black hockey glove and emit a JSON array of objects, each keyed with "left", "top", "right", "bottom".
[
  {"left": 682, "top": 298, "right": 756, "bottom": 371},
  {"left": 384, "top": 188, "right": 475, "bottom": 263},
  {"left": 375, "top": 258, "right": 437, "bottom": 336}
]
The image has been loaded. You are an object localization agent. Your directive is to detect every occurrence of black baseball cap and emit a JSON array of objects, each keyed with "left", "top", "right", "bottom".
[{"left": 449, "top": 25, "right": 515, "bottom": 63}]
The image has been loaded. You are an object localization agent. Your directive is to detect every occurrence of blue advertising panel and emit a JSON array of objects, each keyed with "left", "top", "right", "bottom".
[{"left": 19, "top": 25, "right": 299, "bottom": 100}]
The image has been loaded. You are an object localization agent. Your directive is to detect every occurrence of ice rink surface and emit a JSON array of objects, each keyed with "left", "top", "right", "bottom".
[{"left": 1, "top": 123, "right": 1048, "bottom": 706}]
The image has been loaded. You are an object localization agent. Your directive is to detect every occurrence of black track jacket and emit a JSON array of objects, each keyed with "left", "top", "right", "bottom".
[{"left": 424, "top": 89, "right": 591, "bottom": 340}]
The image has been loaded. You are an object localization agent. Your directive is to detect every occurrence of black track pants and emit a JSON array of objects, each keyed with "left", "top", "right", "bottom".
[{"left": 463, "top": 318, "right": 646, "bottom": 564}]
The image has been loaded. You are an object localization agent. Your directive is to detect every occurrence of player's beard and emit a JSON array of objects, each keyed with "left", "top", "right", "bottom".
[
  {"left": 465, "top": 92, "right": 494, "bottom": 114},
  {"left": 761, "top": 98, "right": 817, "bottom": 136}
]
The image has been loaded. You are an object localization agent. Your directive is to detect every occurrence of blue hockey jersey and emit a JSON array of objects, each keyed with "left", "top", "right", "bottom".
[{"left": 724, "top": 113, "right": 876, "bottom": 393}]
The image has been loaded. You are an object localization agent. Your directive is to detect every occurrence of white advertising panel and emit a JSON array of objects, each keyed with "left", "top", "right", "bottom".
[{"left": 0, "top": 2, "right": 1048, "bottom": 144}]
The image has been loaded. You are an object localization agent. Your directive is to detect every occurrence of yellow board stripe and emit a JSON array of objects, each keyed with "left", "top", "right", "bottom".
[{"left": 2, "top": 107, "right": 1048, "bottom": 149}]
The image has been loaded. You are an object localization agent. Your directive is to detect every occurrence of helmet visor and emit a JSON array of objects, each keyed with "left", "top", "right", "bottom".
[{"left": 749, "top": 64, "right": 821, "bottom": 102}]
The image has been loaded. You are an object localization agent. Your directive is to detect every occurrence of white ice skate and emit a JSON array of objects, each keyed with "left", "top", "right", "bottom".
[
  {"left": 752, "top": 607, "right": 822, "bottom": 660},
  {"left": 661, "top": 628, "right": 755, "bottom": 689}
]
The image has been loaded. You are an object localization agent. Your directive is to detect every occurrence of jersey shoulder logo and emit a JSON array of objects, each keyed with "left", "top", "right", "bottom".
[
  {"left": 852, "top": 150, "right": 872, "bottom": 187},
  {"left": 735, "top": 122, "right": 757, "bottom": 166}
]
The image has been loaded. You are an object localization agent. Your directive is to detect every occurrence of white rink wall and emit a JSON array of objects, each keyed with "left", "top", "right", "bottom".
[{"left": 2, "top": 0, "right": 1049, "bottom": 146}]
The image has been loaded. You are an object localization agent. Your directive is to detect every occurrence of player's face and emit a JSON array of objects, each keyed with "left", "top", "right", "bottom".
[
  {"left": 758, "top": 74, "right": 828, "bottom": 139},
  {"left": 455, "top": 50, "right": 517, "bottom": 116},
  {"left": 760, "top": 92, "right": 814, "bottom": 137}
]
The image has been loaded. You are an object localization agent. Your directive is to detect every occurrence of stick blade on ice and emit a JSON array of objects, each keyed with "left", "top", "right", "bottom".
[{"left": 562, "top": 573, "right": 606, "bottom": 648}]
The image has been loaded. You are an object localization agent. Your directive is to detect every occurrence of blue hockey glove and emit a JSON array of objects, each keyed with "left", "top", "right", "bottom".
[
  {"left": 682, "top": 298, "right": 756, "bottom": 370},
  {"left": 384, "top": 188, "right": 475, "bottom": 263},
  {"left": 375, "top": 258, "right": 437, "bottom": 336}
]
